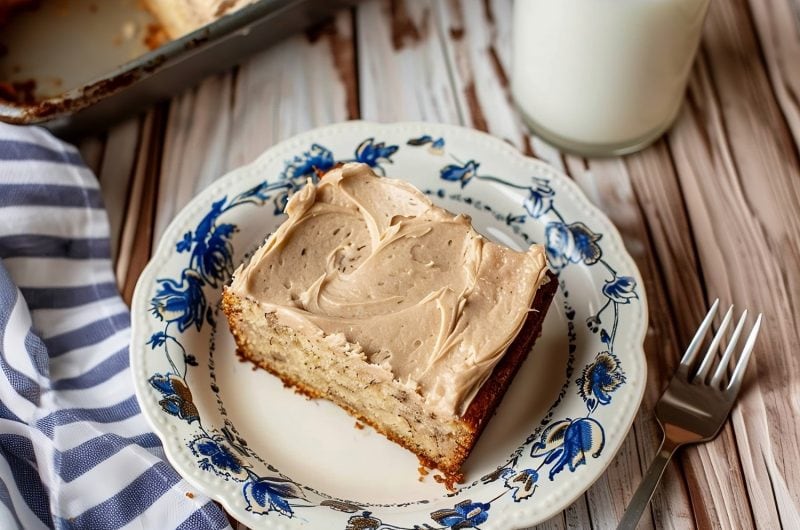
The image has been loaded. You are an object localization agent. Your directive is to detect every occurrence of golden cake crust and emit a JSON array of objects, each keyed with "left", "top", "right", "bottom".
[{"left": 221, "top": 270, "right": 557, "bottom": 481}]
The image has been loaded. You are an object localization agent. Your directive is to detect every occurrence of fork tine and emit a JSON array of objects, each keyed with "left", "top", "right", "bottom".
[
  {"left": 679, "top": 299, "right": 719, "bottom": 372},
  {"left": 710, "top": 309, "right": 748, "bottom": 388},
  {"left": 694, "top": 305, "right": 734, "bottom": 382},
  {"left": 727, "top": 313, "right": 763, "bottom": 395}
]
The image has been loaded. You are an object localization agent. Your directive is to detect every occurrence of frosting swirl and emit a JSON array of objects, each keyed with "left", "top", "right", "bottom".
[{"left": 230, "top": 163, "right": 549, "bottom": 417}]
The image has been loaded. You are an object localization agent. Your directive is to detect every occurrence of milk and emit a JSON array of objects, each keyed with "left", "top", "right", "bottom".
[{"left": 511, "top": 0, "right": 710, "bottom": 155}]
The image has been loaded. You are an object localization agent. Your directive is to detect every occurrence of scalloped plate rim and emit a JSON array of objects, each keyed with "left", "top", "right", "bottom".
[{"left": 130, "top": 120, "right": 649, "bottom": 530}]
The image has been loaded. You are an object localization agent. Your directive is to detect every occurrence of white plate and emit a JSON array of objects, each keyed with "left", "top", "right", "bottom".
[{"left": 131, "top": 121, "right": 647, "bottom": 529}]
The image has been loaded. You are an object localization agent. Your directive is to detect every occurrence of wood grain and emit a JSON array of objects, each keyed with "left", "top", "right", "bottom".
[
  {"left": 357, "top": 0, "right": 460, "bottom": 123},
  {"left": 153, "top": 9, "right": 356, "bottom": 246},
  {"left": 622, "top": 142, "right": 705, "bottom": 530},
  {"left": 95, "top": 118, "right": 141, "bottom": 262},
  {"left": 665, "top": 0, "right": 800, "bottom": 525},
  {"left": 436, "top": 0, "right": 565, "bottom": 168},
  {"left": 115, "top": 107, "right": 166, "bottom": 305},
  {"left": 76, "top": 134, "right": 104, "bottom": 177},
  {"left": 153, "top": 74, "right": 237, "bottom": 247}
]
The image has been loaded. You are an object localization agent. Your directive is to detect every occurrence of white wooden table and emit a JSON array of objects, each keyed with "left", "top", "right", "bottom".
[{"left": 77, "top": 1, "right": 800, "bottom": 528}]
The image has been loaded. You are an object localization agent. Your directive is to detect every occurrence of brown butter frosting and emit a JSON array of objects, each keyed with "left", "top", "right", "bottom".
[{"left": 229, "top": 163, "right": 549, "bottom": 418}]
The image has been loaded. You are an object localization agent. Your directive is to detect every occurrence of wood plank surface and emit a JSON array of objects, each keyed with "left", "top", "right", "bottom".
[
  {"left": 747, "top": 0, "right": 800, "bottom": 150},
  {"left": 153, "top": 9, "right": 356, "bottom": 247},
  {"left": 116, "top": 107, "right": 166, "bottom": 304},
  {"left": 357, "top": 0, "right": 460, "bottom": 123},
  {"left": 665, "top": 0, "right": 800, "bottom": 525},
  {"left": 82, "top": 0, "right": 800, "bottom": 528}
]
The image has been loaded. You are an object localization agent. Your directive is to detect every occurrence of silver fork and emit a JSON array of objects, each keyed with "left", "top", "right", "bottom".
[{"left": 617, "top": 299, "right": 762, "bottom": 530}]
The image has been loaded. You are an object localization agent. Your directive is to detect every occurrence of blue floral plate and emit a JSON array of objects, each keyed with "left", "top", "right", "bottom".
[{"left": 131, "top": 121, "right": 647, "bottom": 529}]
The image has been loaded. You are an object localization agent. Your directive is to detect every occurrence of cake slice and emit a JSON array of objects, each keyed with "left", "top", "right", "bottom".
[{"left": 222, "top": 162, "right": 556, "bottom": 480}]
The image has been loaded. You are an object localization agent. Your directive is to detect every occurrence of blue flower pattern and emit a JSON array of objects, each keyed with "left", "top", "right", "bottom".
[
  {"left": 146, "top": 134, "right": 638, "bottom": 528},
  {"left": 602, "top": 275, "right": 638, "bottom": 304},
  {"left": 150, "top": 270, "right": 206, "bottom": 333},
  {"left": 408, "top": 134, "right": 445, "bottom": 153},
  {"left": 243, "top": 476, "right": 305, "bottom": 517},
  {"left": 545, "top": 221, "right": 602, "bottom": 270},
  {"left": 189, "top": 435, "right": 248, "bottom": 480},
  {"left": 505, "top": 468, "right": 538, "bottom": 501},
  {"left": 523, "top": 177, "right": 555, "bottom": 218},
  {"left": 530, "top": 417, "right": 605, "bottom": 480},
  {"left": 281, "top": 143, "right": 335, "bottom": 181},
  {"left": 176, "top": 231, "right": 192, "bottom": 253},
  {"left": 354, "top": 138, "right": 399, "bottom": 170},
  {"left": 149, "top": 372, "right": 199, "bottom": 423},
  {"left": 577, "top": 351, "right": 626, "bottom": 411},
  {"left": 441, "top": 160, "right": 480, "bottom": 188},
  {"left": 146, "top": 331, "right": 168, "bottom": 349},
  {"left": 431, "top": 500, "right": 490, "bottom": 529},
  {"left": 187, "top": 198, "right": 237, "bottom": 287}
]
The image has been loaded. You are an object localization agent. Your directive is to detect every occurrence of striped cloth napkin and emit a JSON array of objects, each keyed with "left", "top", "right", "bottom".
[{"left": 0, "top": 123, "right": 232, "bottom": 529}]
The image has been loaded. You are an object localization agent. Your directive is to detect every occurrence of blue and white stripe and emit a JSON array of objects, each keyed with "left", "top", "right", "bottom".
[{"left": 0, "top": 124, "right": 232, "bottom": 529}]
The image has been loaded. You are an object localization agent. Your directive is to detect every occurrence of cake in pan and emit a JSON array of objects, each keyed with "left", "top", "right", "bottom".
[{"left": 144, "top": 0, "right": 256, "bottom": 38}]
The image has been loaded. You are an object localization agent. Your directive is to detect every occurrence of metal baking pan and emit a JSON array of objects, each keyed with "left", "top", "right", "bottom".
[{"left": 0, "top": 0, "right": 355, "bottom": 136}]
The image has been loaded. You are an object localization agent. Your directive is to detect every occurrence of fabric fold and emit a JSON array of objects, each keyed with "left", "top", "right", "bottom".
[{"left": 0, "top": 123, "right": 231, "bottom": 530}]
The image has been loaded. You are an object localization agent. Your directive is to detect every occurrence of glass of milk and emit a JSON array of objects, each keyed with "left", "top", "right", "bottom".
[{"left": 511, "top": 0, "right": 710, "bottom": 156}]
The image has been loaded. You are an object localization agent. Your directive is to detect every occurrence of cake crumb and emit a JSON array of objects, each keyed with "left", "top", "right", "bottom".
[
  {"left": 417, "top": 458, "right": 432, "bottom": 482},
  {"left": 354, "top": 421, "right": 364, "bottom": 430},
  {"left": 433, "top": 472, "right": 462, "bottom": 492},
  {"left": 121, "top": 21, "right": 137, "bottom": 40},
  {"left": 144, "top": 23, "right": 169, "bottom": 50},
  {"left": 417, "top": 465, "right": 430, "bottom": 482}
]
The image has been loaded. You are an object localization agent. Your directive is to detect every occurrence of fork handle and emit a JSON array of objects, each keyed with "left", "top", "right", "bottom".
[{"left": 617, "top": 437, "right": 680, "bottom": 530}]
